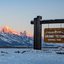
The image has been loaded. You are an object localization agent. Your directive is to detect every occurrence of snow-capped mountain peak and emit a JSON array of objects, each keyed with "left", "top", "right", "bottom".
[
  {"left": 0, "top": 26, "right": 20, "bottom": 35},
  {"left": 0, "top": 26, "right": 33, "bottom": 47}
]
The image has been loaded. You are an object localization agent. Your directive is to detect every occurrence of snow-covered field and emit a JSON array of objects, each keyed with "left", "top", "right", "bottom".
[{"left": 0, "top": 48, "right": 64, "bottom": 64}]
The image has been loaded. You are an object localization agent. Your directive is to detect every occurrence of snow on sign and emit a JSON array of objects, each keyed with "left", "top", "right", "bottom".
[{"left": 44, "top": 28, "right": 64, "bottom": 43}]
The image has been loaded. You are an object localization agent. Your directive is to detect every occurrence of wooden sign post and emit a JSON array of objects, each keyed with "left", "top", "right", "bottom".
[
  {"left": 31, "top": 16, "right": 42, "bottom": 50},
  {"left": 31, "top": 16, "right": 64, "bottom": 50}
]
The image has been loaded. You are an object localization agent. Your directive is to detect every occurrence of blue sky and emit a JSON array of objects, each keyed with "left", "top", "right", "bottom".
[{"left": 0, "top": 0, "right": 64, "bottom": 36}]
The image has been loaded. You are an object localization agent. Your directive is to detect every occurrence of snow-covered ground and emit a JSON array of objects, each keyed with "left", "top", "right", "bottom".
[{"left": 0, "top": 48, "right": 64, "bottom": 64}]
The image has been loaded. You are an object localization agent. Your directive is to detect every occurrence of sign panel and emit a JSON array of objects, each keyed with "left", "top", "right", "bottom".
[{"left": 44, "top": 28, "right": 64, "bottom": 43}]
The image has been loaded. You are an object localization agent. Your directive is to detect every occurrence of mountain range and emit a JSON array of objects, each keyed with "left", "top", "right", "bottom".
[
  {"left": 0, "top": 26, "right": 63, "bottom": 48},
  {"left": 0, "top": 26, "right": 33, "bottom": 47}
]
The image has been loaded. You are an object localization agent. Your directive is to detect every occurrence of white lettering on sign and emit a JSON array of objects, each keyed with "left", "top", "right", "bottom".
[{"left": 44, "top": 28, "right": 64, "bottom": 43}]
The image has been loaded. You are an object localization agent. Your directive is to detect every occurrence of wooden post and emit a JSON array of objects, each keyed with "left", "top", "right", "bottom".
[{"left": 31, "top": 16, "right": 42, "bottom": 50}]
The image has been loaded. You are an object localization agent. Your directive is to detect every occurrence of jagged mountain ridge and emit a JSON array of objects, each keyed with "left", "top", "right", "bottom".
[
  {"left": 0, "top": 26, "right": 62, "bottom": 48},
  {"left": 0, "top": 26, "right": 20, "bottom": 35},
  {"left": 0, "top": 26, "right": 33, "bottom": 47}
]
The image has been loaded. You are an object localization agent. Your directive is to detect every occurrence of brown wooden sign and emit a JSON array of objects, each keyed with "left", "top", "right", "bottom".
[{"left": 44, "top": 28, "right": 64, "bottom": 43}]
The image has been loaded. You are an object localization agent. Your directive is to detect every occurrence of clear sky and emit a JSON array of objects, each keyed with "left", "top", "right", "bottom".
[{"left": 0, "top": 0, "right": 64, "bottom": 36}]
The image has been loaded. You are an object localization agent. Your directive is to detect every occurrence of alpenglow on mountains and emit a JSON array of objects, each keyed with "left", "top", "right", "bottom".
[
  {"left": 0, "top": 26, "right": 33, "bottom": 47},
  {"left": 0, "top": 26, "right": 62, "bottom": 48}
]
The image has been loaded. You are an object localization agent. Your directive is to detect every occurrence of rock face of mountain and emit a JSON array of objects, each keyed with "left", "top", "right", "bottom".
[
  {"left": 1, "top": 26, "right": 20, "bottom": 35},
  {"left": 0, "top": 32, "right": 33, "bottom": 47},
  {"left": 0, "top": 26, "right": 33, "bottom": 47}
]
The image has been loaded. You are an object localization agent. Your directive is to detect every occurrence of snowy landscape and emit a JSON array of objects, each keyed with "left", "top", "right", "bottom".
[
  {"left": 0, "top": 0, "right": 64, "bottom": 64},
  {"left": 0, "top": 26, "right": 64, "bottom": 64},
  {"left": 0, "top": 48, "right": 64, "bottom": 64}
]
